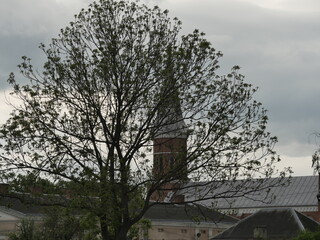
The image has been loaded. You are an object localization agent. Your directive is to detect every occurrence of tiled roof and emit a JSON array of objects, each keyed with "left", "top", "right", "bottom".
[
  {"left": 212, "top": 208, "right": 319, "bottom": 240},
  {"left": 179, "top": 176, "right": 318, "bottom": 210}
]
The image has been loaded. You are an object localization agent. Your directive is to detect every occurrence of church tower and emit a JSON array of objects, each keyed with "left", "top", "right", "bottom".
[
  {"left": 152, "top": 121, "right": 188, "bottom": 179},
  {"left": 151, "top": 88, "right": 188, "bottom": 202}
]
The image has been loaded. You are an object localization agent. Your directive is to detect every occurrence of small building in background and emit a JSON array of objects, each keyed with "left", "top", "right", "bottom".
[
  {"left": 0, "top": 196, "right": 43, "bottom": 240},
  {"left": 142, "top": 204, "right": 238, "bottom": 240},
  {"left": 212, "top": 208, "right": 319, "bottom": 240}
]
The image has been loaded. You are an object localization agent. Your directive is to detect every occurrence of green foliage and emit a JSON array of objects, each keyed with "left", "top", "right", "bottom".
[
  {"left": 10, "top": 173, "right": 57, "bottom": 194},
  {"left": 8, "top": 208, "right": 99, "bottom": 240},
  {"left": 8, "top": 219, "right": 39, "bottom": 240},
  {"left": 127, "top": 218, "right": 151, "bottom": 240},
  {"left": 41, "top": 208, "right": 83, "bottom": 240},
  {"left": 293, "top": 227, "right": 320, "bottom": 240}
]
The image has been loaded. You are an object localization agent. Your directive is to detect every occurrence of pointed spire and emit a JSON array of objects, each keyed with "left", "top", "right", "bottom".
[
  {"left": 154, "top": 87, "right": 188, "bottom": 139},
  {"left": 152, "top": 84, "right": 188, "bottom": 182}
]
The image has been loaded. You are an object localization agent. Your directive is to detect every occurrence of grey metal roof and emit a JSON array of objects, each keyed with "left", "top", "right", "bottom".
[
  {"left": 179, "top": 176, "right": 318, "bottom": 209},
  {"left": 212, "top": 208, "right": 319, "bottom": 240}
]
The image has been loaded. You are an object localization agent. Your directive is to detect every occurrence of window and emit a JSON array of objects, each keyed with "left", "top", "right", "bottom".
[
  {"left": 158, "top": 228, "right": 164, "bottom": 232},
  {"left": 154, "top": 156, "right": 164, "bottom": 174},
  {"left": 159, "top": 156, "right": 163, "bottom": 173},
  {"left": 169, "top": 156, "right": 175, "bottom": 168},
  {"left": 181, "top": 229, "right": 187, "bottom": 233},
  {"left": 253, "top": 226, "right": 267, "bottom": 239}
]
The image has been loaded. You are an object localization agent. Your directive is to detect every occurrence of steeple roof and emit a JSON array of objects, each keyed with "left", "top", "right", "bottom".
[{"left": 154, "top": 87, "right": 188, "bottom": 139}]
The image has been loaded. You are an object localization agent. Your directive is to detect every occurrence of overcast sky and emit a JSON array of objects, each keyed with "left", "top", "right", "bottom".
[{"left": 1, "top": 0, "right": 319, "bottom": 176}]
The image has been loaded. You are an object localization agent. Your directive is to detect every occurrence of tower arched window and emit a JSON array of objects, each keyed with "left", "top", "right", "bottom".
[
  {"left": 159, "top": 156, "right": 163, "bottom": 173},
  {"left": 169, "top": 156, "right": 175, "bottom": 169}
]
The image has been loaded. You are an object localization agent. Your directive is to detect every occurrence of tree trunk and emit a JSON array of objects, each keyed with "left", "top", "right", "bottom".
[
  {"left": 116, "top": 227, "right": 130, "bottom": 240},
  {"left": 100, "top": 215, "right": 110, "bottom": 240}
]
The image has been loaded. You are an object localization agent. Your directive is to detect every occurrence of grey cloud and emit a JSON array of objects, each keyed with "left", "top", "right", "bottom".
[
  {"left": 0, "top": 0, "right": 91, "bottom": 37},
  {"left": 0, "top": 35, "right": 47, "bottom": 89},
  {"left": 158, "top": 0, "right": 320, "bottom": 159},
  {"left": 0, "top": 0, "right": 92, "bottom": 89}
]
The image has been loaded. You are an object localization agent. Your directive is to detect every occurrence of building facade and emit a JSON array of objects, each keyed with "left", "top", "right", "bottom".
[{"left": 141, "top": 204, "right": 238, "bottom": 240}]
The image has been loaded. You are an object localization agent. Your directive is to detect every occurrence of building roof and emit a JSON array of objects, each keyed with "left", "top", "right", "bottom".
[
  {"left": 144, "top": 203, "right": 238, "bottom": 225},
  {"left": 178, "top": 176, "right": 318, "bottom": 211},
  {"left": 0, "top": 191, "right": 73, "bottom": 218},
  {"left": 212, "top": 208, "right": 319, "bottom": 240},
  {"left": 0, "top": 196, "right": 44, "bottom": 218}
]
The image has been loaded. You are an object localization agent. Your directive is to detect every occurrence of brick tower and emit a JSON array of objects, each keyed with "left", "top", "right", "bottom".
[{"left": 151, "top": 90, "right": 188, "bottom": 202}]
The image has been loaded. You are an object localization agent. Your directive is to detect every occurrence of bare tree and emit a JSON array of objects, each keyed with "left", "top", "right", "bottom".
[{"left": 0, "top": 0, "right": 290, "bottom": 239}]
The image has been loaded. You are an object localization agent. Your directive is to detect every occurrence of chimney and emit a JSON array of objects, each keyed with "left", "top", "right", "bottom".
[
  {"left": 62, "top": 188, "right": 74, "bottom": 199},
  {"left": 0, "top": 183, "right": 9, "bottom": 195},
  {"left": 172, "top": 194, "right": 185, "bottom": 203},
  {"left": 29, "top": 185, "right": 43, "bottom": 195}
]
